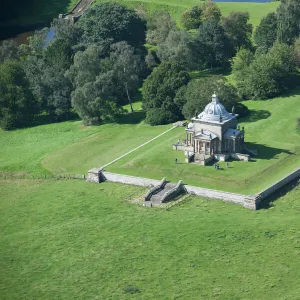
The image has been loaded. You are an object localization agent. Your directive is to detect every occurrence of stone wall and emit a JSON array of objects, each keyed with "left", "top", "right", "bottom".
[
  {"left": 258, "top": 168, "right": 300, "bottom": 200},
  {"left": 86, "top": 168, "right": 300, "bottom": 210},
  {"left": 144, "top": 178, "right": 166, "bottom": 201}
]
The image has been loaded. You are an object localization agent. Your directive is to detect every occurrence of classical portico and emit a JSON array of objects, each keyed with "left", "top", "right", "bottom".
[{"left": 174, "top": 93, "right": 249, "bottom": 165}]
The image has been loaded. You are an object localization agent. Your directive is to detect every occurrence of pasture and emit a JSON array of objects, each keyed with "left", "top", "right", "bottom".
[
  {"left": 1, "top": 178, "right": 300, "bottom": 299},
  {"left": 94, "top": 0, "right": 279, "bottom": 27}
]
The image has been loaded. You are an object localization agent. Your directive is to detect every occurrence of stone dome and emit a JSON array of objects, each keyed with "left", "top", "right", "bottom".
[{"left": 197, "top": 93, "right": 233, "bottom": 122}]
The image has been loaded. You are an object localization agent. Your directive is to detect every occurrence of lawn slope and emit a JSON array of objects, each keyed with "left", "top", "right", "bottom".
[{"left": 1, "top": 178, "right": 300, "bottom": 299}]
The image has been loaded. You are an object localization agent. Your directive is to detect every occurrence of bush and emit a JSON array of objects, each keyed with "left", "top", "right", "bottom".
[{"left": 145, "top": 108, "right": 178, "bottom": 125}]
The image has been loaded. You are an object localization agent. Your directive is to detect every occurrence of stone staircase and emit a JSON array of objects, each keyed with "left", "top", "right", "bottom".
[{"left": 149, "top": 182, "right": 176, "bottom": 205}]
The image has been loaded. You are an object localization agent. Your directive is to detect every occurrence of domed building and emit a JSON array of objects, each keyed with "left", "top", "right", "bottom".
[{"left": 174, "top": 93, "right": 249, "bottom": 165}]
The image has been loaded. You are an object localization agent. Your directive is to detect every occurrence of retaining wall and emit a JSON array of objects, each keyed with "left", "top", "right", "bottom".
[{"left": 86, "top": 168, "right": 300, "bottom": 210}]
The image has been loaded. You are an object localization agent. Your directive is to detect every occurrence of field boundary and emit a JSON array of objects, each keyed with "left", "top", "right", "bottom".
[{"left": 86, "top": 168, "right": 300, "bottom": 210}]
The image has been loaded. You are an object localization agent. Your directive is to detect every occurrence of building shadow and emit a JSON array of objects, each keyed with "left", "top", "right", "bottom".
[
  {"left": 259, "top": 179, "right": 299, "bottom": 209},
  {"left": 245, "top": 142, "right": 294, "bottom": 160},
  {"left": 239, "top": 109, "right": 271, "bottom": 123}
]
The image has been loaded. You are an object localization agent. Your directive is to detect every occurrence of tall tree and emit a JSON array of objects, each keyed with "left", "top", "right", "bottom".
[
  {"left": 193, "top": 20, "right": 233, "bottom": 69},
  {"left": 181, "top": 6, "right": 202, "bottom": 30},
  {"left": 142, "top": 61, "right": 190, "bottom": 125},
  {"left": 146, "top": 11, "right": 177, "bottom": 45},
  {"left": 25, "top": 36, "right": 73, "bottom": 118},
  {"left": 222, "top": 11, "right": 253, "bottom": 51},
  {"left": 105, "top": 42, "right": 146, "bottom": 111},
  {"left": 235, "top": 43, "right": 297, "bottom": 99},
  {"left": 0, "top": 60, "right": 37, "bottom": 130},
  {"left": 254, "top": 12, "right": 277, "bottom": 51},
  {"left": 67, "top": 45, "right": 124, "bottom": 125},
  {"left": 76, "top": 2, "right": 146, "bottom": 51},
  {"left": 157, "top": 31, "right": 195, "bottom": 70},
  {"left": 200, "top": 0, "right": 221, "bottom": 23},
  {"left": 277, "top": 0, "right": 300, "bottom": 45},
  {"left": 231, "top": 48, "right": 255, "bottom": 81}
]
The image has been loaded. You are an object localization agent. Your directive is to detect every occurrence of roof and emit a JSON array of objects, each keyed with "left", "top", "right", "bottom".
[
  {"left": 196, "top": 93, "right": 235, "bottom": 123},
  {"left": 194, "top": 129, "right": 218, "bottom": 140}
]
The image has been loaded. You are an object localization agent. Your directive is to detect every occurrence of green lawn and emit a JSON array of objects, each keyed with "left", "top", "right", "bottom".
[
  {"left": 94, "top": 0, "right": 279, "bottom": 27},
  {"left": 38, "top": 92, "right": 300, "bottom": 194},
  {"left": 1, "top": 178, "right": 300, "bottom": 299}
]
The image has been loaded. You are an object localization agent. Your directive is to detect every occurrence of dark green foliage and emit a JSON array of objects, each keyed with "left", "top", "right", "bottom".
[
  {"left": 146, "top": 11, "right": 177, "bottom": 45},
  {"left": 222, "top": 11, "right": 253, "bottom": 51},
  {"left": 157, "top": 31, "right": 195, "bottom": 70},
  {"left": 181, "top": 6, "right": 202, "bottom": 30},
  {"left": 193, "top": 20, "right": 234, "bottom": 68},
  {"left": 293, "top": 38, "right": 300, "bottom": 67},
  {"left": 254, "top": 12, "right": 277, "bottom": 51},
  {"left": 0, "top": 60, "right": 37, "bottom": 130},
  {"left": 233, "top": 43, "right": 297, "bottom": 99},
  {"left": 0, "top": 40, "right": 20, "bottom": 63},
  {"left": 182, "top": 75, "right": 240, "bottom": 120},
  {"left": 25, "top": 34, "right": 73, "bottom": 118},
  {"left": 76, "top": 2, "right": 146, "bottom": 51},
  {"left": 277, "top": 0, "right": 300, "bottom": 45},
  {"left": 142, "top": 61, "right": 190, "bottom": 125},
  {"left": 68, "top": 45, "right": 124, "bottom": 125},
  {"left": 235, "top": 102, "right": 249, "bottom": 118}
]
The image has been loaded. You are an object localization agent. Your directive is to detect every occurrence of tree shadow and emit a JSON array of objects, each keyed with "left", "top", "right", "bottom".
[
  {"left": 190, "top": 67, "right": 231, "bottom": 80},
  {"left": 259, "top": 179, "right": 299, "bottom": 209},
  {"left": 239, "top": 109, "right": 271, "bottom": 123},
  {"left": 116, "top": 111, "right": 146, "bottom": 125},
  {"left": 245, "top": 142, "right": 294, "bottom": 160}
]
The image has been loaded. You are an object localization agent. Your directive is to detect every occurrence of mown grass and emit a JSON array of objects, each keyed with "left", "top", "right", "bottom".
[
  {"left": 38, "top": 91, "right": 300, "bottom": 194},
  {"left": 1, "top": 178, "right": 300, "bottom": 299},
  {"left": 94, "top": 0, "right": 279, "bottom": 28}
]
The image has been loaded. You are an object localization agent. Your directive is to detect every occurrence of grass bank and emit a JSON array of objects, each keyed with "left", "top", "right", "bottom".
[
  {"left": 1, "top": 178, "right": 300, "bottom": 299},
  {"left": 94, "top": 0, "right": 279, "bottom": 27},
  {"left": 39, "top": 92, "right": 300, "bottom": 194}
]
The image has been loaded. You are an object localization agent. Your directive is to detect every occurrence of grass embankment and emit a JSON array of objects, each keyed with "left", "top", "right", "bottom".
[
  {"left": 40, "top": 92, "right": 300, "bottom": 194},
  {"left": 94, "top": 0, "right": 279, "bottom": 27},
  {"left": 1, "top": 178, "right": 300, "bottom": 299}
]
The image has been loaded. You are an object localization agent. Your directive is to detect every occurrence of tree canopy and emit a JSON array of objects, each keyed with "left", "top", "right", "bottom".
[
  {"left": 181, "top": 6, "right": 202, "bottom": 30},
  {"left": 77, "top": 2, "right": 146, "bottom": 51},
  {"left": 142, "top": 61, "right": 190, "bottom": 125}
]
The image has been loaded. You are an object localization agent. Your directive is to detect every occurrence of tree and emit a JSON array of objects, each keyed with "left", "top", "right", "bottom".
[
  {"left": 200, "top": 0, "right": 221, "bottom": 23},
  {"left": 105, "top": 42, "right": 146, "bottom": 111},
  {"left": 67, "top": 45, "right": 124, "bottom": 125},
  {"left": 182, "top": 76, "right": 240, "bottom": 120},
  {"left": 146, "top": 11, "right": 177, "bottom": 45},
  {"left": 231, "top": 48, "right": 255, "bottom": 81},
  {"left": 192, "top": 20, "right": 233, "bottom": 68},
  {"left": 222, "top": 11, "right": 253, "bottom": 51},
  {"left": 277, "top": 0, "right": 300, "bottom": 45},
  {"left": 76, "top": 2, "right": 146, "bottom": 51},
  {"left": 25, "top": 36, "right": 73, "bottom": 118},
  {"left": 181, "top": 6, "right": 202, "bottom": 30},
  {"left": 254, "top": 12, "right": 277, "bottom": 51},
  {"left": 0, "top": 60, "right": 37, "bottom": 130},
  {"left": 0, "top": 40, "right": 20, "bottom": 63},
  {"left": 142, "top": 61, "right": 190, "bottom": 125},
  {"left": 157, "top": 31, "right": 195, "bottom": 70},
  {"left": 235, "top": 43, "right": 297, "bottom": 99},
  {"left": 293, "top": 38, "right": 300, "bottom": 67}
]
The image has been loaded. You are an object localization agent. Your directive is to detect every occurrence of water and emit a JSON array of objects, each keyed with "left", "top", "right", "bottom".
[{"left": 10, "top": 27, "right": 56, "bottom": 46}]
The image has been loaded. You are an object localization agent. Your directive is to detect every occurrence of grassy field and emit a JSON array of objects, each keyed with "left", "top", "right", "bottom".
[
  {"left": 1, "top": 178, "right": 300, "bottom": 299},
  {"left": 94, "top": 0, "right": 279, "bottom": 27},
  {"left": 38, "top": 91, "right": 300, "bottom": 194}
]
